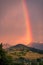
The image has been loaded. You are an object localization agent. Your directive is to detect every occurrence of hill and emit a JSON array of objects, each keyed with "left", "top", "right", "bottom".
[
  {"left": 0, "top": 43, "right": 43, "bottom": 65},
  {"left": 28, "top": 42, "right": 43, "bottom": 50},
  {"left": 8, "top": 44, "right": 43, "bottom": 54},
  {"left": 5, "top": 44, "right": 43, "bottom": 64},
  {"left": 6, "top": 44, "right": 43, "bottom": 59}
]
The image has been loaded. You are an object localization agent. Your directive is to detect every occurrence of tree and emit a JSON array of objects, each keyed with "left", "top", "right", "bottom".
[{"left": 0, "top": 43, "right": 13, "bottom": 65}]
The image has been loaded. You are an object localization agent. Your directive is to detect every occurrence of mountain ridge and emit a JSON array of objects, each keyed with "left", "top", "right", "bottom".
[
  {"left": 28, "top": 42, "right": 43, "bottom": 50},
  {"left": 8, "top": 43, "right": 43, "bottom": 54}
]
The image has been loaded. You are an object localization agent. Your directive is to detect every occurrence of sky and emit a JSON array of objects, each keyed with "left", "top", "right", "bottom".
[{"left": 0, "top": 0, "right": 43, "bottom": 45}]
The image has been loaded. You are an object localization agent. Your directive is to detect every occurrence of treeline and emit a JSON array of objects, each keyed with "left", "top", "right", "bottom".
[{"left": 0, "top": 43, "right": 43, "bottom": 65}]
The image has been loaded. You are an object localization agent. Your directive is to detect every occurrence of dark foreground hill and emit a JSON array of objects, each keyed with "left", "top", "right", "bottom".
[
  {"left": 0, "top": 43, "right": 43, "bottom": 65},
  {"left": 8, "top": 44, "right": 43, "bottom": 54}
]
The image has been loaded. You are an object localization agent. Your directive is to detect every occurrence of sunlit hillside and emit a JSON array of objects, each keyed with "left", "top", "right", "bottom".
[{"left": 0, "top": 43, "right": 43, "bottom": 65}]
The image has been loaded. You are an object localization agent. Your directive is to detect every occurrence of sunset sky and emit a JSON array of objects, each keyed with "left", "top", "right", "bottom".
[{"left": 0, "top": 0, "right": 43, "bottom": 45}]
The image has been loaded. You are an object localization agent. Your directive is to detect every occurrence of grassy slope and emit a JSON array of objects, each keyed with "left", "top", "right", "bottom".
[
  {"left": 7, "top": 50, "right": 43, "bottom": 60},
  {"left": 6, "top": 44, "right": 43, "bottom": 60}
]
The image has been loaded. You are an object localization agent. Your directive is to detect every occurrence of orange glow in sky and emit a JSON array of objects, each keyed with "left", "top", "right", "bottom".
[{"left": 0, "top": 0, "right": 33, "bottom": 45}]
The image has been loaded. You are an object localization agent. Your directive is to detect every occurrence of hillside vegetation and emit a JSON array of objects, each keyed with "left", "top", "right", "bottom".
[{"left": 0, "top": 43, "right": 43, "bottom": 65}]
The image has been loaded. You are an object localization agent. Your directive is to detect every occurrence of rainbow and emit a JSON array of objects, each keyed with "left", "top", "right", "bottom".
[{"left": 22, "top": 0, "right": 33, "bottom": 44}]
